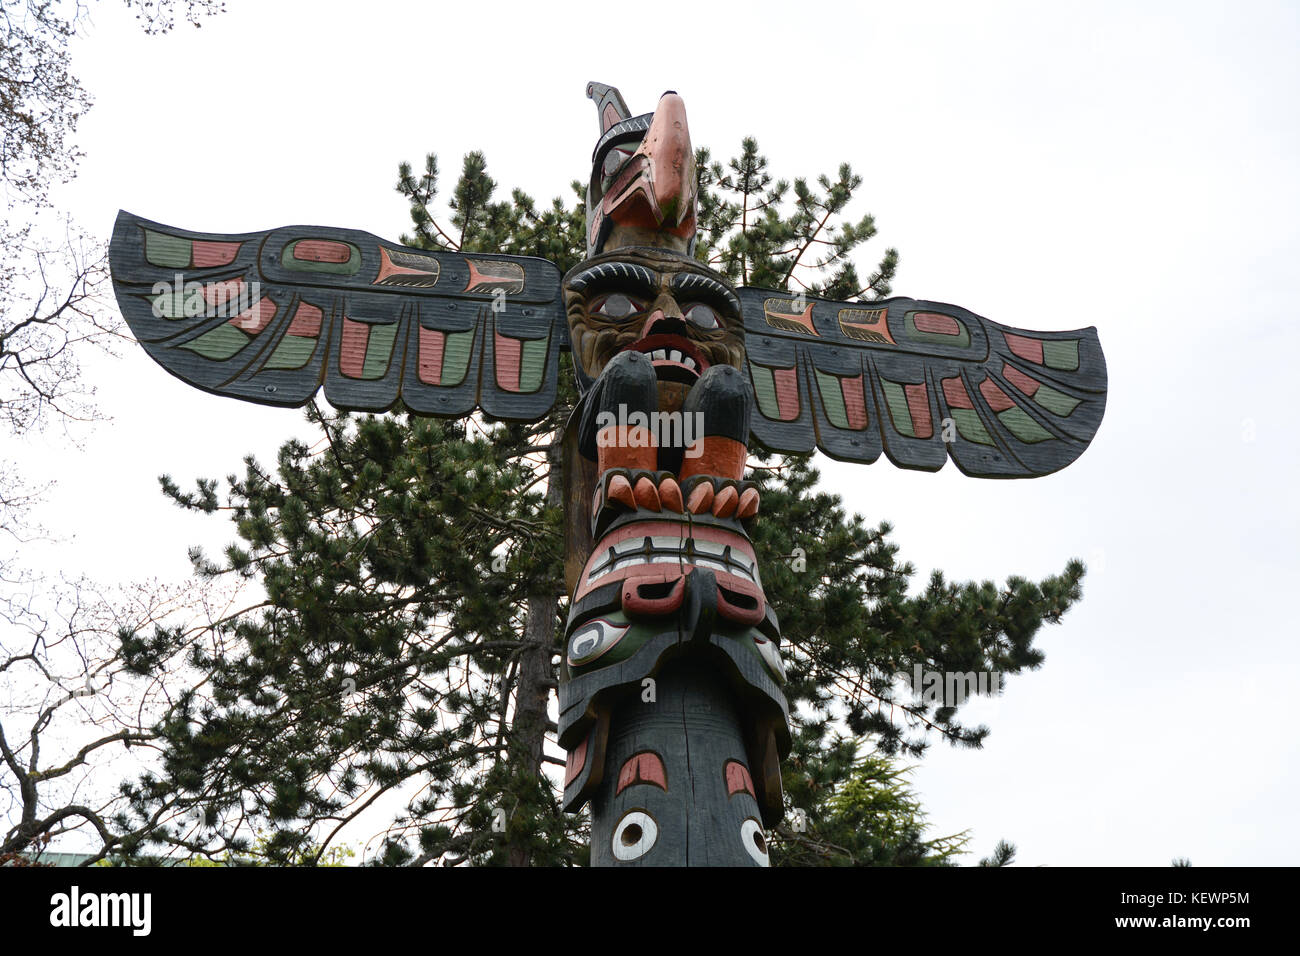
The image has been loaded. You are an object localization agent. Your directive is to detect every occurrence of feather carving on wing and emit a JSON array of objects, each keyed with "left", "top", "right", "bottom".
[
  {"left": 108, "top": 210, "right": 566, "bottom": 421},
  {"left": 739, "top": 289, "right": 1106, "bottom": 477}
]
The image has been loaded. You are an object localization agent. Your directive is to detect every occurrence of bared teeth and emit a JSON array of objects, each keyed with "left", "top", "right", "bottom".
[
  {"left": 668, "top": 349, "right": 682, "bottom": 363},
  {"left": 652, "top": 349, "right": 667, "bottom": 360}
]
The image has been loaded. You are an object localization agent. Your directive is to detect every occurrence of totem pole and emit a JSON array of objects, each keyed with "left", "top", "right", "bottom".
[{"left": 107, "top": 83, "right": 1108, "bottom": 866}]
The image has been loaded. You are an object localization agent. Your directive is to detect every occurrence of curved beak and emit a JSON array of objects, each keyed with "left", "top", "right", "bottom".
[{"left": 602, "top": 92, "right": 697, "bottom": 240}]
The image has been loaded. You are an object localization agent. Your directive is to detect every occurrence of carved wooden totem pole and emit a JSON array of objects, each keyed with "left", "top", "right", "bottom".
[{"left": 108, "top": 83, "right": 1108, "bottom": 866}]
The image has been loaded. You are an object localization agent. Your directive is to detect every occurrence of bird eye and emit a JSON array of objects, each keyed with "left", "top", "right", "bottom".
[
  {"left": 601, "top": 147, "right": 636, "bottom": 190},
  {"left": 592, "top": 294, "right": 642, "bottom": 319},
  {"left": 684, "top": 303, "right": 719, "bottom": 330}
]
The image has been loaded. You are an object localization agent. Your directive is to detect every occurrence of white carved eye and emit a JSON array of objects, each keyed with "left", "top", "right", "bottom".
[
  {"left": 592, "top": 294, "right": 642, "bottom": 319},
  {"left": 740, "top": 818, "right": 769, "bottom": 866},
  {"left": 684, "top": 302, "right": 719, "bottom": 329},
  {"left": 601, "top": 146, "right": 636, "bottom": 189},
  {"left": 567, "top": 618, "right": 629, "bottom": 667},
  {"left": 612, "top": 810, "right": 658, "bottom": 862}
]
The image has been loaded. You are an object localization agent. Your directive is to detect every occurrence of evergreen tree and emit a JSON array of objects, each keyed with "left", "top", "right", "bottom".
[{"left": 112, "top": 143, "right": 1084, "bottom": 866}]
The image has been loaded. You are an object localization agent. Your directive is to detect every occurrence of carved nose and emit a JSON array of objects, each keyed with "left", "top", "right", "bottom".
[{"left": 641, "top": 310, "right": 687, "bottom": 339}]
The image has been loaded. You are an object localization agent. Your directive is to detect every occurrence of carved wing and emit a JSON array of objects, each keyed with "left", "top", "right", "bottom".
[
  {"left": 739, "top": 289, "right": 1107, "bottom": 478},
  {"left": 108, "top": 211, "right": 565, "bottom": 420}
]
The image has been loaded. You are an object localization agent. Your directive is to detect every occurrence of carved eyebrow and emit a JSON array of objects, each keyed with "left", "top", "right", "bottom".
[
  {"left": 567, "top": 262, "right": 659, "bottom": 298},
  {"left": 670, "top": 273, "right": 741, "bottom": 315}
]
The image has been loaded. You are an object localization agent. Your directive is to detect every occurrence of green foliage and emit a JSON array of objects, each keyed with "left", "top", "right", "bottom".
[
  {"left": 115, "top": 141, "right": 1085, "bottom": 866},
  {"left": 695, "top": 138, "right": 898, "bottom": 298},
  {"left": 774, "top": 749, "right": 972, "bottom": 866}
]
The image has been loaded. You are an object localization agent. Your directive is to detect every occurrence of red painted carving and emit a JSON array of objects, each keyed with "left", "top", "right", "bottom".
[
  {"left": 914, "top": 312, "right": 961, "bottom": 336},
  {"left": 287, "top": 302, "right": 323, "bottom": 338},
  {"left": 192, "top": 240, "right": 240, "bottom": 267},
  {"left": 293, "top": 239, "right": 352, "bottom": 264},
  {"left": 617, "top": 752, "right": 668, "bottom": 795},
  {"left": 565, "top": 737, "right": 588, "bottom": 786},
  {"left": 339, "top": 317, "right": 370, "bottom": 379},
  {"left": 418, "top": 326, "right": 444, "bottom": 385},
  {"left": 772, "top": 366, "right": 800, "bottom": 420},
  {"left": 1001, "top": 363, "right": 1041, "bottom": 397},
  {"left": 494, "top": 329, "right": 521, "bottom": 392},
  {"left": 979, "top": 378, "right": 1016, "bottom": 412},
  {"left": 724, "top": 760, "right": 755, "bottom": 798},
  {"left": 904, "top": 383, "right": 933, "bottom": 438},
  {"left": 841, "top": 374, "right": 868, "bottom": 429},
  {"left": 228, "top": 297, "right": 275, "bottom": 335},
  {"left": 1004, "top": 332, "right": 1044, "bottom": 364},
  {"left": 941, "top": 376, "right": 974, "bottom": 410}
]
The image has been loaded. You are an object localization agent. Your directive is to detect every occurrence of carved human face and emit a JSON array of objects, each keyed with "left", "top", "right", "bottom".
[{"left": 564, "top": 249, "right": 745, "bottom": 408}]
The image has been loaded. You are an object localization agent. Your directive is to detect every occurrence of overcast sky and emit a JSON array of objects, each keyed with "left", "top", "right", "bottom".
[{"left": 13, "top": 0, "right": 1298, "bottom": 865}]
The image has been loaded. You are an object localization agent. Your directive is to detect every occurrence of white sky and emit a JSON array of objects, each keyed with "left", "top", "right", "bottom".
[{"left": 11, "top": 0, "right": 1297, "bottom": 865}]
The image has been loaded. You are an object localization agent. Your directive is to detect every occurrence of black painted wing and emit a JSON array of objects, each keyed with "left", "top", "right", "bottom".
[
  {"left": 108, "top": 211, "right": 565, "bottom": 420},
  {"left": 739, "top": 289, "right": 1107, "bottom": 478}
]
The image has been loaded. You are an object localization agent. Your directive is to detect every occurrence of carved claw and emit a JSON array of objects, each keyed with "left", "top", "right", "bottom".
[
  {"left": 658, "top": 477, "right": 684, "bottom": 512},
  {"left": 737, "top": 487, "right": 760, "bottom": 520},
  {"left": 633, "top": 476, "right": 661, "bottom": 511},
  {"left": 712, "top": 484, "right": 738, "bottom": 518},
  {"left": 687, "top": 481, "right": 714, "bottom": 514},
  {"left": 607, "top": 474, "right": 636, "bottom": 510}
]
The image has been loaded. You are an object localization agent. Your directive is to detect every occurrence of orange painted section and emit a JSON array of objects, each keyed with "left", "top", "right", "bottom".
[
  {"left": 679, "top": 436, "right": 746, "bottom": 481},
  {"left": 595, "top": 426, "right": 657, "bottom": 472}
]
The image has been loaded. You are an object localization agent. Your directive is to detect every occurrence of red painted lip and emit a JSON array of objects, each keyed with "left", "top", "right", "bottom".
[{"left": 620, "top": 333, "right": 710, "bottom": 377}]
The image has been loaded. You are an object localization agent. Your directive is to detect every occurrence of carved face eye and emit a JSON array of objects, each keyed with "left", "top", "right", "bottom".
[
  {"left": 601, "top": 146, "right": 637, "bottom": 190},
  {"left": 567, "top": 617, "right": 629, "bottom": 667},
  {"left": 740, "top": 818, "right": 769, "bottom": 866},
  {"left": 684, "top": 303, "right": 719, "bottom": 330},
  {"left": 591, "top": 293, "right": 644, "bottom": 320},
  {"left": 612, "top": 810, "right": 658, "bottom": 862}
]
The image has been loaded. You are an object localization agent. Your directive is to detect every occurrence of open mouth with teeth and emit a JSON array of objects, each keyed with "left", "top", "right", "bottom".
[
  {"left": 621, "top": 333, "right": 709, "bottom": 385},
  {"left": 574, "top": 519, "right": 765, "bottom": 626}
]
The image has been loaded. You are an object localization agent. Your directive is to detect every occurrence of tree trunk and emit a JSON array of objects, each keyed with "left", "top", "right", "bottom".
[{"left": 506, "top": 440, "right": 562, "bottom": 866}]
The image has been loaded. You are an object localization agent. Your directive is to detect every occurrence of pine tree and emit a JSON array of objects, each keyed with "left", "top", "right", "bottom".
[{"left": 112, "top": 143, "right": 1084, "bottom": 866}]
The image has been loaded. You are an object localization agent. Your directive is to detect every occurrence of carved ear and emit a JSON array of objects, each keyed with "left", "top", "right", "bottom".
[
  {"left": 587, "top": 81, "right": 631, "bottom": 133},
  {"left": 739, "top": 289, "right": 1107, "bottom": 478},
  {"left": 109, "top": 210, "right": 565, "bottom": 421}
]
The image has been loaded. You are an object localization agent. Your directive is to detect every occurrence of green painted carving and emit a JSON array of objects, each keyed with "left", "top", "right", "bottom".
[{"left": 181, "top": 324, "right": 249, "bottom": 361}]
